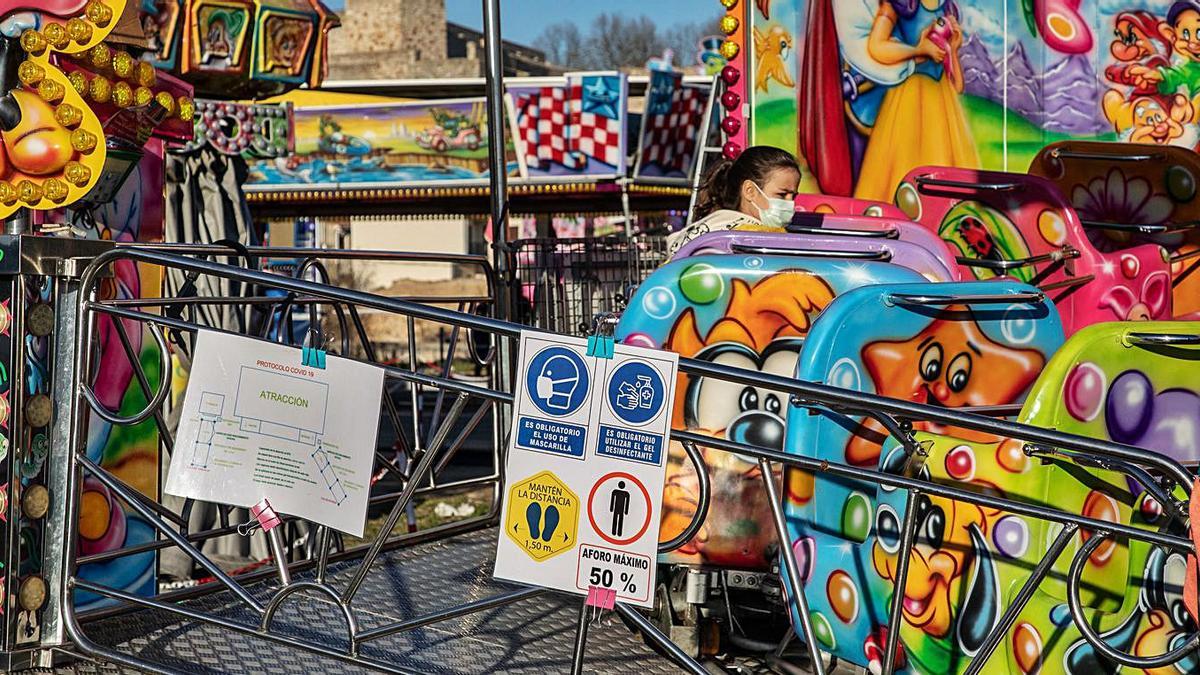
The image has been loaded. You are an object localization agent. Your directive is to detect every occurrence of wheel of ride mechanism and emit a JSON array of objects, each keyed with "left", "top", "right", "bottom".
[
  {"left": 435, "top": 139, "right": 448, "bottom": 153},
  {"left": 617, "top": 579, "right": 678, "bottom": 660}
]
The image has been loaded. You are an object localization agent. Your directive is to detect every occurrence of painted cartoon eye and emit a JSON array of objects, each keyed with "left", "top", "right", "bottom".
[
  {"left": 765, "top": 393, "right": 782, "bottom": 415},
  {"left": 1162, "top": 554, "right": 1191, "bottom": 629},
  {"left": 946, "top": 353, "right": 972, "bottom": 393},
  {"left": 739, "top": 386, "right": 759, "bottom": 412},
  {"left": 1185, "top": 29, "right": 1192, "bottom": 41},
  {"left": 876, "top": 504, "right": 901, "bottom": 554},
  {"left": 919, "top": 343, "right": 943, "bottom": 382},
  {"left": 916, "top": 495, "right": 946, "bottom": 550},
  {"left": 691, "top": 349, "right": 758, "bottom": 431}
]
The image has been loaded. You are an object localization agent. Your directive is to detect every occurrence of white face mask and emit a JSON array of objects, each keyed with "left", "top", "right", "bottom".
[{"left": 752, "top": 183, "right": 794, "bottom": 227}]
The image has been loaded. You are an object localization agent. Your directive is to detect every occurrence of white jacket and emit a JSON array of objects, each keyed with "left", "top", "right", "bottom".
[{"left": 667, "top": 209, "right": 765, "bottom": 255}]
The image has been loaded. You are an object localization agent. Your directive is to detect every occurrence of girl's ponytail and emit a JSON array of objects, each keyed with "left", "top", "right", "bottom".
[{"left": 692, "top": 158, "right": 735, "bottom": 220}]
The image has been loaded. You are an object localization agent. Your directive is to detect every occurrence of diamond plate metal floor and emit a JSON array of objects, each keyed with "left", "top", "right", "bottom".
[{"left": 64, "top": 527, "right": 690, "bottom": 674}]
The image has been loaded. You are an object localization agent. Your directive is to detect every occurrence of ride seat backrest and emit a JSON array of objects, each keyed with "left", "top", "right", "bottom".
[
  {"left": 1031, "top": 140, "right": 1200, "bottom": 319},
  {"left": 787, "top": 211, "right": 961, "bottom": 278},
  {"left": 670, "top": 230, "right": 959, "bottom": 281},
  {"left": 1007, "top": 322, "right": 1200, "bottom": 605},
  {"left": 895, "top": 166, "right": 1172, "bottom": 333},
  {"left": 861, "top": 321, "right": 1200, "bottom": 674},
  {"left": 1030, "top": 141, "right": 1200, "bottom": 229},
  {"left": 778, "top": 281, "right": 1065, "bottom": 671},
  {"left": 614, "top": 255, "right": 925, "bottom": 571},
  {"left": 795, "top": 193, "right": 908, "bottom": 219}
]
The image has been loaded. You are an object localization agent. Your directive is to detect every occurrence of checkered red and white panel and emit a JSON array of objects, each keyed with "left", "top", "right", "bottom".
[
  {"left": 536, "top": 86, "right": 587, "bottom": 169},
  {"left": 515, "top": 79, "right": 626, "bottom": 172},
  {"left": 641, "top": 84, "right": 706, "bottom": 174},
  {"left": 514, "top": 91, "right": 544, "bottom": 169},
  {"left": 575, "top": 111, "right": 622, "bottom": 168},
  {"left": 667, "top": 87, "right": 706, "bottom": 172}
]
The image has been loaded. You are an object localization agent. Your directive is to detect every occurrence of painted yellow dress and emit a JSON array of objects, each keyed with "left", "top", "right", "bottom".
[{"left": 853, "top": 2, "right": 979, "bottom": 203}]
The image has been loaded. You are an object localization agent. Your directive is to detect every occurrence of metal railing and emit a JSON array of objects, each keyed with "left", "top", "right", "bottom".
[{"left": 45, "top": 246, "right": 1200, "bottom": 674}]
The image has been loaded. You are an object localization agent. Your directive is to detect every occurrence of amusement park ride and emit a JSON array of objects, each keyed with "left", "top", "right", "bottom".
[{"left": 0, "top": 0, "right": 1194, "bottom": 674}]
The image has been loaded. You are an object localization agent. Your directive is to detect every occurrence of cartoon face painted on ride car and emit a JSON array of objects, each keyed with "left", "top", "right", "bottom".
[
  {"left": 846, "top": 308, "right": 1047, "bottom": 467},
  {"left": 781, "top": 281, "right": 1065, "bottom": 673},
  {"left": 616, "top": 256, "right": 925, "bottom": 569}
]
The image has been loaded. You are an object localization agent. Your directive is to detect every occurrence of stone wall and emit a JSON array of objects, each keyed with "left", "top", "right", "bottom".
[
  {"left": 328, "top": 51, "right": 478, "bottom": 80},
  {"left": 328, "top": 0, "right": 453, "bottom": 79}
]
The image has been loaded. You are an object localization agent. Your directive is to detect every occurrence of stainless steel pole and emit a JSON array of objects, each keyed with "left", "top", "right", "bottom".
[
  {"left": 481, "top": 0, "right": 514, "bottom": 459},
  {"left": 481, "top": 0, "right": 509, "bottom": 323}
]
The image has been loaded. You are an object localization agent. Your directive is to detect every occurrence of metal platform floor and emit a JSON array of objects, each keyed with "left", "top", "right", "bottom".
[{"left": 65, "top": 526, "right": 690, "bottom": 674}]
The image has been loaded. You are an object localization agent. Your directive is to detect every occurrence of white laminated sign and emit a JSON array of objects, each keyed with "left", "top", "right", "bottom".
[
  {"left": 165, "top": 331, "right": 384, "bottom": 537},
  {"left": 493, "top": 330, "right": 677, "bottom": 608}
]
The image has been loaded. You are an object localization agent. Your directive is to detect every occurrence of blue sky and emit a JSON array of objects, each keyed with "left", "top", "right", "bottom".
[{"left": 325, "top": 0, "right": 700, "bottom": 46}]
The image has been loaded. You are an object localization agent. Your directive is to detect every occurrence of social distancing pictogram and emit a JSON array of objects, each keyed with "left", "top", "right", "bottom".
[{"left": 505, "top": 470, "right": 578, "bottom": 561}]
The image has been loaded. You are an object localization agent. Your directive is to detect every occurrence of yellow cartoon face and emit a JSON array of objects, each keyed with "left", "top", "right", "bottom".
[{"left": 873, "top": 493, "right": 988, "bottom": 638}]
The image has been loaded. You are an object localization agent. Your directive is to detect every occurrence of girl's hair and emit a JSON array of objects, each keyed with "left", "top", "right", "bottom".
[{"left": 692, "top": 145, "right": 800, "bottom": 220}]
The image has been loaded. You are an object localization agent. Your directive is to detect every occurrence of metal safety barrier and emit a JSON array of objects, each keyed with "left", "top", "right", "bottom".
[{"left": 17, "top": 242, "right": 1196, "bottom": 674}]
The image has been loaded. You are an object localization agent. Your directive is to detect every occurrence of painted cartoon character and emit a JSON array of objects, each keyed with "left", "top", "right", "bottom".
[
  {"left": 845, "top": 307, "right": 1046, "bottom": 466},
  {"left": 872, "top": 475, "right": 997, "bottom": 641},
  {"left": 659, "top": 271, "right": 833, "bottom": 566},
  {"left": 264, "top": 17, "right": 308, "bottom": 74},
  {"left": 1, "top": 91, "right": 77, "bottom": 178},
  {"left": 799, "top": 0, "right": 978, "bottom": 201},
  {"left": 205, "top": 16, "right": 232, "bottom": 60},
  {"left": 1130, "top": 1, "right": 1200, "bottom": 98},
  {"left": 1106, "top": 10, "right": 1172, "bottom": 96},
  {"left": 0, "top": 10, "right": 105, "bottom": 198},
  {"left": 621, "top": 258, "right": 927, "bottom": 571},
  {"left": 782, "top": 281, "right": 1065, "bottom": 674},
  {"left": 752, "top": 25, "right": 794, "bottom": 92},
  {"left": 1102, "top": 92, "right": 1197, "bottom": 145}
]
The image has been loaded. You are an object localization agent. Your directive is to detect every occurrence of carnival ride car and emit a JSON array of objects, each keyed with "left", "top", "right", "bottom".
[
  {"left": 606, "top": 163, "right": 1200, "bottom": 674},
  {"left": 893, "top": 167, "right": 1173, "bottom": 334},
  {"left": 672, "top": 230, "right": 958, "bottom": 282},
  {"left": 1031, "top": 140, "right": 1200, "bottom": 320}
]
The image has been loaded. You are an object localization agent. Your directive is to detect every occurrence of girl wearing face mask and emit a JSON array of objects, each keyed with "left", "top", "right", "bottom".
[{"left": 667, "top": 145, "right": 801, "bottom": 255}]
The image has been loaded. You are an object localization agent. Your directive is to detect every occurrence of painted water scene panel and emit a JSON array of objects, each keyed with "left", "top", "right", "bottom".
[{"left": 246, "top": 98, "right": 518, "bottom": 188}]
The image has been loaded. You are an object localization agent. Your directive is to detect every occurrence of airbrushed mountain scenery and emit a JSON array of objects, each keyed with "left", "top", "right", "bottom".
[
  {"left": 959, "top": 35, "right": 1116, "bottom": 168},
  {"left": 962, "top": 37, "right": 1109, "bottom": 135}
]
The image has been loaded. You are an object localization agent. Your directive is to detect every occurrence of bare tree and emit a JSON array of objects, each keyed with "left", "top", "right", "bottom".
[
  {"left": 662, "top": 17, "right": 723, "bottom": 69},
  {"left": 533, "top": 12, "right": 721, "bottom": 71},
  {"left": 588, "top": 14, "right": 661, "bottom": 69},
  {"left": 533, "top": 21, "right": 586, "bottom": 67}
]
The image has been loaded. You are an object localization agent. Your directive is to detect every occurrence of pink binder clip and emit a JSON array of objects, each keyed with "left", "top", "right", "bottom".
[
  {"left": 250, "top": 498, "right": 281, "bottom": 532},
  {"left": 585, "top": 586, "right": 616, "bottom": 610}
]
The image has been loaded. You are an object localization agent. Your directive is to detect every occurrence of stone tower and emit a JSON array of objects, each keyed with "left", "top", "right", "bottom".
[{"left": 327, "top": 0, "right": 471, "bottom": 79}]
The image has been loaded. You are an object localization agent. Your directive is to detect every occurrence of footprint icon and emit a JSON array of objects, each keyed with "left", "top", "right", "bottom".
[
  {"left": 542, "top": 505, "right": 560, "bottom": 542},
  {"left": 526, "top": 502, "right": 542, "bottom": 539}
]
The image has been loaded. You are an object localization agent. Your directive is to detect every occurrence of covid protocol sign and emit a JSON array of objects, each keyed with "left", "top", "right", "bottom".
[{"left": 493, "top": 330, "right": 677, "bottom": 608}]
